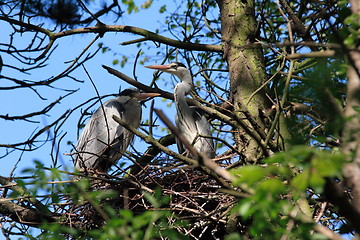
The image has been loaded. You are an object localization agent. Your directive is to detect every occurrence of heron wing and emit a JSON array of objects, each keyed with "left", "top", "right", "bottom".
[
  {"left": 175, "top": 114, "right": 186, "bottom": 155},
  {"left": 192, "top": 107, "right": 216, "bottom": 158},
  {"left": 74, "top": 98, "right": 128, "bottom": 170},
  {"left": 175, "top": 106, "right": 215, "bottom": 158}
]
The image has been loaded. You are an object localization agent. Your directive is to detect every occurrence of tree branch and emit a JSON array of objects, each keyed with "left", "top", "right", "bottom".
[
  {"left": 0, "top": 177, "right": 51, "bottom": 215},
  {"left": 0, "top": 16, "right": 222, "bottom": 53},
  {"left": 130, "top": 134, "right": 176, "bottom": 175},
  {"left": 324, "top": 179, "right": 360, "bottom": 233},
  {"left": 102, "top": 64, "right": 174, "bottom": 100},
  {"left": 340, "top": 0, "right": 360, "bottom": 228},
  {"left": 112, "top": 115, "right": 198, "bottom": 167},
  {"left": 0, "top": 199, "right": 56, "bottom": 227}
]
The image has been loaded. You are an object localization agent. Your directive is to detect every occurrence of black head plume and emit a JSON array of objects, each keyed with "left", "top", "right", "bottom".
[{"left": 119, "top": 88, "right": 139, "bottom": 97}]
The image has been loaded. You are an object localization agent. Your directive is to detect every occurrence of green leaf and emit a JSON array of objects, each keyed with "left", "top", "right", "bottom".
[
  {"left": 120, "top": 56, "right": 128, "bottom": 68},
  {"left": 237, "top": 199, "right": 253, "bottom": 217},
  {"left": 119, "top": 209, "right": 133, "bottom": 219},
  {"left": 265, "top": 145, "right": 314, "bottom": 166},
  {"left": 112, "top": 59, "right": 119, "bottom": 65},
  {"left": 122, "top": 0, "right": 139, "bottom": 13},
  {"left": 292, "top": 171, "right": 309, "bottom": 191},
  {"left": 225, "top": 233, "right": 242, "bottom": 240},
  {"left": 141, "top": 0, "right": 153, "bottom": 9},
  {"left": 312, "top": 152, "right": 344, "bottom": 177},
  {"left": 231, "top": 165, "right": 266, "bottom": 187},
  {"left": 96, "top": 189, "right": 117, "bottom": 200},
  {"left": 309, "top": 171, "right": 326, "bottom": 192},
  {"left": 159, "top": 5, "right": 166, "bottom": 13},
  {"left": 101, "top": 46, "right": 109, "bottom": 53},
  {"left": 257, "top": 178, "right": 285, "bottom": 195}
]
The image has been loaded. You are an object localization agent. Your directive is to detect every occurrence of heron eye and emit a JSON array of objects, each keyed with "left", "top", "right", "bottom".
[{"left": 171, "top": 64, "right": 178, "bottom": 70}]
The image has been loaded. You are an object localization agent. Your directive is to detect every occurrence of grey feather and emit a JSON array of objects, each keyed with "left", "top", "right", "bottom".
[{"left": 74, "top": 94, "right": 141, "bottom": 172}]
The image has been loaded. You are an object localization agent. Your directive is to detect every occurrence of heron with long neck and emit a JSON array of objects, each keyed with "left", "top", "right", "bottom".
[{"left": 146, "top": 62, "right": 215, "bottom": 158}]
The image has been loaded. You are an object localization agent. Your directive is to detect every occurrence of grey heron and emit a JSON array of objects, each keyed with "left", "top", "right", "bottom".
[
  {"left": 74, "top": 88, "right": 160, "bottom": 172},
  {"left": 146, "top": 62, "right": 216, "bottom": 158}
]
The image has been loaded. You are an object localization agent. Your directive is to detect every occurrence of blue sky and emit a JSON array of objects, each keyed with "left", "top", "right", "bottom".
[{"left": 0, "top": 1, "right": 181, "bottom": 177}]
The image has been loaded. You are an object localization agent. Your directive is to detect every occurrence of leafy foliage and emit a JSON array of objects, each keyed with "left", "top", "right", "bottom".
[{"left": 232, "top": 146, "right": 345, "bottom": 239}]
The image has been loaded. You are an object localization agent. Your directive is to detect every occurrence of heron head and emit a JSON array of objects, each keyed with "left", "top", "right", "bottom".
[
  {"left": 145, "top": 62, "right": 190, "bottom": 81},
  {"left": 119, "top": 88, "right": 160, "bottom": 101}
]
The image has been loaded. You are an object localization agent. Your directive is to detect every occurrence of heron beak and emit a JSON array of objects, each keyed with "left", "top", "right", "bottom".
[
  {"left": 135, "top": 92, "right": 161, "bottom": 101},
  {"left": 145, "top": 64, "right": 171, "bottom": 71}
]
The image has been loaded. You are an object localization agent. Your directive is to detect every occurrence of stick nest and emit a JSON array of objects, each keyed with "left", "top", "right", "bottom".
[{"left": 63, "top": 157, "right": 244, "bottom": 239}]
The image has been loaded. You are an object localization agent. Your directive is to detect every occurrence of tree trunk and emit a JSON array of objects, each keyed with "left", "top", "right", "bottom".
[
  {"left": 341, "top": 0, "right": 360, "bottom": 213},
  {"left": 217, "top": 0, "right": 270, "bottom": 162}
]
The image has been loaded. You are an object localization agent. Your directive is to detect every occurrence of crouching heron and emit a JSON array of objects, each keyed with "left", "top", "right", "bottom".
[{"left": 74, "top": 88, "right": 160, "bottom": 172}]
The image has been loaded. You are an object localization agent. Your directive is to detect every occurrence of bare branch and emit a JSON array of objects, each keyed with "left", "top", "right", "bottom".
[
  {"left": 0, "top": 90, "right": 76, "bottom": 122},
  {"left": 0, "top": 199, "right": 56, "bottom": 227},
  {"left": 112, "top": 114, "right": 198, "bottom": 167},
  {"left": 0, "top": 16, "right": 222, "bottom": 53},
  {"left": 130, "top": 134, "right": 176, "bottom": 175},
  {"left": 102, "top": 64, "right": 174, "bottom": 100}
]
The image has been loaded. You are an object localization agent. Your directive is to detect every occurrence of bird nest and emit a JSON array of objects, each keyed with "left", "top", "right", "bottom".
[{"left": 63, "top": 157, "right": 242, "bottom": 239}]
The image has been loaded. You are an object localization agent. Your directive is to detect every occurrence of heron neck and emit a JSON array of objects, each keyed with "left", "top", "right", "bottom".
[
  {"left": 179, "top": 71, "right": 193, "bottom": 84},
  {"left": 174, "top": 81, "right": 192, "bottom": 113}
]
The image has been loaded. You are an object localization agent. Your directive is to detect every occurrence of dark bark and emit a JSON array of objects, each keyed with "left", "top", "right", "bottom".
[
  {"left": 217, "top": 0, "right": 270, "bottom": 162},
  {"left": 341, "top": 0, "right": 360, "bottom": 216},
  {"left": 0, "top": 199, "right": 56, "bottom": 227}
]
